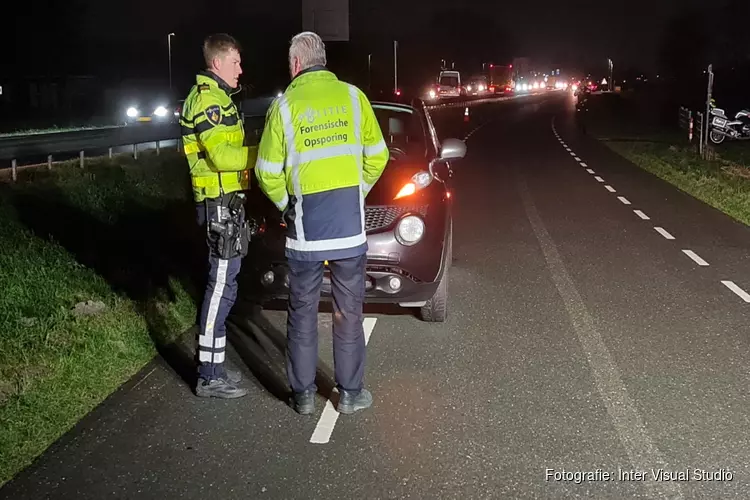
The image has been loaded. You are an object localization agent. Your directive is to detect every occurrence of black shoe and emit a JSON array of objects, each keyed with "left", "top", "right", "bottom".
[
  {"left": 292, "top": 390, "right": 316, "bottom": 415},
  {"left": 337, "top": 388, "right": 373, "bottom": 415},
  {"left": 195, "top": 377, "right": 248, "bottom": 399}
]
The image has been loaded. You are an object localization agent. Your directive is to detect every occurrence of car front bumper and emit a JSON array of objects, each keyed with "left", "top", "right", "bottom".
[{"left": 257, "top": 261, "right": 440, "bottom": 307}]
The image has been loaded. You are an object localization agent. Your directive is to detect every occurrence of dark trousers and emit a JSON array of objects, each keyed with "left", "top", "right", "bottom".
[
  {"left": 196, "top": 200, "right": 242, "bottom": 380},
  {"left": 287, "top": 254, "right": 367, "bottom": 394}
]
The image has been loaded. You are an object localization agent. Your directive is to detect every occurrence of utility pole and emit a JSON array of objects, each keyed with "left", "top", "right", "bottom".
[
  {"left": 168, "top": 33, "right": 175, "bottom": 92},
  {"left": 393, "top": 40, "right": 398, "bottom": 94}
]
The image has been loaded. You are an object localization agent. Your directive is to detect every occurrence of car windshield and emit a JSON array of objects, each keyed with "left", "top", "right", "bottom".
[
  {"left": 439, "top": 76, "right": 459, "bottom": 87},
  {"left": 373, "top": 105, "right": 427, "bottom": 160}
]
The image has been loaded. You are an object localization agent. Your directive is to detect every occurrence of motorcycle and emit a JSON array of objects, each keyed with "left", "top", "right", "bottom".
[{"left": 708, "top": 100, "right": 750, "bottom": 144}]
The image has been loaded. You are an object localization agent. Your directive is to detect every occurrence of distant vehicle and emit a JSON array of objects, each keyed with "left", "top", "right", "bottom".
[
  {"left": 123, "top": 98, "right": 180, "bottom": 125},
  {"left": 485, "top": 64, "right": 514, "bottom": 94},
  {"left": 465, "top": 75, "right": 489, "bottom": 96},
  {"left": 436, "top": 70, "right": 463, "bottom": 99}
]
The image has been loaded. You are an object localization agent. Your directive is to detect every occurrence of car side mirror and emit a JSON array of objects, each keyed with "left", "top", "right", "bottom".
[{"left": 439, "top": 138, "right": 466, "bottom": 161}]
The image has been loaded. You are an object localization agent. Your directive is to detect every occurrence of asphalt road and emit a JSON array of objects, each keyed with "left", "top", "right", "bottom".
[{"left": 3, "top": 93, "right": 750, "bottom": 499}]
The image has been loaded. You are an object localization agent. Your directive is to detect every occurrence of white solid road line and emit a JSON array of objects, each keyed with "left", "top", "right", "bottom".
[
  {"left": 721, "top": 281, "right": 750, "bottom": 303},
  {"left": 682, "top": 250, "right": 709, "bottom": 267},
  {"left": 617, "top": 196, "right": 631, "bottom": 205},
  {"left": 595, "top": 176, "right": 605, "bottom": 182},
  {"left": 654, "top": 227, "right": 675, "bottom": 240},
  {"left": 605, "top": 185, "right": 616, "bottom": 192},
  {"left": 634, "top": 210, "right": 650, "bottom": 220},
  {"left": 586, "top": 169, "right": 595, "bottom": 174},
  {"left": 310, "top": 317, "right": 378, "bottom": 444}
]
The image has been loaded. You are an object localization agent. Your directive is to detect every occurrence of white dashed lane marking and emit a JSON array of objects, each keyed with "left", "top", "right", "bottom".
[
  {"left": 605, "top": 185, "right": 616, "bottom": 193},
  {"left": 595, "top": 176, "right": 605, "bottom": 182},
  {"left": 617, "top": 196, "right": 631, "bottom": 205},
  {"left": 682, "top": 250, "right": 709, "bottom": 267},
  {"left": 634, "top": 210, "right": 650, "bottom": 220},
  {"left": 721, "top": 281, "right": 750, "bottom": 303},
  {"left": 580, "top": 162, "right": 588, "bottom": 167},
  {"left": 310, "top": 317, "right": 378, "bottom": 444},
  {"left": 586, "top": 169, "right": 596, "bottom": 174},
  {"left": 654, "top": 227, "right": 675, "bottom": 240}
]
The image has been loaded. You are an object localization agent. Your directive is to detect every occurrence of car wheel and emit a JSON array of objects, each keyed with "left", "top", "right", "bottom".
[{"left": 420, "top": 221, "right": 452, "bottom": 322}]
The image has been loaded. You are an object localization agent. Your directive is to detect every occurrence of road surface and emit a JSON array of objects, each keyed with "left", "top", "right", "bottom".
[{"left": 3, "top": 93, "right": 750, "bottom": 499}]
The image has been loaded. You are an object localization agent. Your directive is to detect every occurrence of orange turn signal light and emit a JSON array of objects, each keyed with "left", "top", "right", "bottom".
[{"left": 394, "top": 182, "right": 417, "bottom": 200}]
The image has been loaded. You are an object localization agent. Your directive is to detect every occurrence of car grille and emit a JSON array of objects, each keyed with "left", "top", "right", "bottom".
[{"left": 364, "top": 205, "right": 428, "bottom": 232}]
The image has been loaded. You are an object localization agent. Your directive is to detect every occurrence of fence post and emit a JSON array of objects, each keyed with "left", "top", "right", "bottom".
[
  {"left": 79, "top": 151, "right": 85, "bottom": 168},
  {"left": 698, "top": 112, "right": 704, "bottom": 157},
  {"left": 133, "top": 144, "right": 138, "bottom": 160},
  {"left": 689, "top": 111, "right": 693, "bottom": 141},
  {"left": 11, "top": 159, "right": 17, "bottom": 182},
  {"left": 156, "top": 140, "right": 160, "bottom": 155},
  {"left": 47, "top": 154, "right": 53, "bottom": 170},
  {"left": 108, "top": 147, "right": 113, "bottom": 159}
]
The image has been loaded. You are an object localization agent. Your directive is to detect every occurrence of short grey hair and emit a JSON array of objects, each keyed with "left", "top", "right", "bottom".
[{"left": 289, "top": 31, "right": 327, "bottom": 70}]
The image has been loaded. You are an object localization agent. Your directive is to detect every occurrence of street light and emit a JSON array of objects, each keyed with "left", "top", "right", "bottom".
[{"left": 168, "top": 33, "right": 175, "bottom": 92}]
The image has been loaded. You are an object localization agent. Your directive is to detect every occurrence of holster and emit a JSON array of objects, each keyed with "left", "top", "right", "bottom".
[{"left": 205, "top": 192, "right": 254, "bottom": 260}]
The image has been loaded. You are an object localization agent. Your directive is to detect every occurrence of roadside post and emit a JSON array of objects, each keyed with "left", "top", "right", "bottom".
[{"left": 703, "top": 64, "right": 714, "bottom": 159}]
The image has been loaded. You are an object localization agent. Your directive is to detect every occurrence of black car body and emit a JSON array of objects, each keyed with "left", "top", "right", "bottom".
[{"left": 245, "top": 98, "right": 466, "bottom": 321}]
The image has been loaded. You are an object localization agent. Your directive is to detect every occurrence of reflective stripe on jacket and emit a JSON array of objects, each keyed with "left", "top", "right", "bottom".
[
  {"left": 181, "top": 71, "right": 257, "bottom": 202},
  {"left": 255, "top": 67, "right": 389, "bottom": 262}
]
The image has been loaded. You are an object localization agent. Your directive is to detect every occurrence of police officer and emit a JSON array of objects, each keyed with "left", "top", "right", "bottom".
[
  {"left": 181, "top": 33, "right": 257, "bottom": 399},
  {"left": 255, "top": 31, "right": 389, "bottom": 415}
]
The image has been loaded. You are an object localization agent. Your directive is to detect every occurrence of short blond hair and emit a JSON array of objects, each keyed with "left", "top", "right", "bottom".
[
  {"left": 289, "top": 31, "right": 327, "bottom": 71},
  {"left": 203, "top": 33, "right": 241, "bottom": 67}
]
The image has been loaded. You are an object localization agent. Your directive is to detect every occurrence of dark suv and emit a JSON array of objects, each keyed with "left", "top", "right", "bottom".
[{"left": 244, "top": 98, "right": 466, "bottom": 322}]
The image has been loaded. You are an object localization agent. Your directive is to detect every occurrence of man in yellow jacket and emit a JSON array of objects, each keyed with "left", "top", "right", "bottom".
[
  {"left": 256, "top": 31, "right": 389, "bottom": 415},
  {"left": 181, "top": 33, "right": 257, "bottom": 399}
]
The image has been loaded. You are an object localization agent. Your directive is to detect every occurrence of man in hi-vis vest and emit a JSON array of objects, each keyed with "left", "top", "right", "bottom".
[{"left": 256, "top": 31, "right": 389, "bottom": 415}]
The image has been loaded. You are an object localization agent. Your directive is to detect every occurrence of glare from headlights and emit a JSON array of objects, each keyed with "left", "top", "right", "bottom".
[
  {"left": 154, "top": 106, "right": 168, "bottom": 117},
  {"left": 126, "top": 107, "right": 138, "bottom": 118},
  {"left": 396, "top": 215, "right": 425, "bottom": 246}
]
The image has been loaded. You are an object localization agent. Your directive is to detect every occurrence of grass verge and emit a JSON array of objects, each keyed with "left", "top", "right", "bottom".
[
  {"left": 584, "top": 92, "right": 750, "bottom": 226},
  {"left": 0, "top": 151, "right": 200, "bottom": 485}
]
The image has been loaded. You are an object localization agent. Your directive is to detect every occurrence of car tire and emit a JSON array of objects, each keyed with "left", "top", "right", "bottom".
[{"left": 420, "top": 221, "right": 451, "bottom": 322}]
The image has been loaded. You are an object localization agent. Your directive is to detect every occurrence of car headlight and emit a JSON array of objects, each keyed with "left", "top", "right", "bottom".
[
  {"left": 394, "top": 171, "right": 432, "bottom": 200},
  {"left": 126, "top": 107, "right": 138, "bottom": 118},
  {"left": 466, "top": 85, "right": 472, "bottom": 92},
  {"left": 478, "top": 84, "right": 485, "bottom": 91},
  {"left": 154, "top": 106, "right": 168, "bottom": 117},
  {"left": 396, "top": 215, "right": 425, "bottom": 246},
  {"left": 428, "top": 89, "right": 436, "bottom": 99}
]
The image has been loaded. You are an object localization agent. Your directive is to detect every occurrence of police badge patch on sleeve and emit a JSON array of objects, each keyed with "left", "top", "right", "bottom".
[{"left": 205, "top": 105, "right": 221, "bottom": 126}]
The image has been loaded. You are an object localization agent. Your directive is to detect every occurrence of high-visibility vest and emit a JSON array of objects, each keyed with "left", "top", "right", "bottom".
[
  {"left": 181, "top": 71, "right": 257, "bottom": 202},
  {"left": 255, "top": 67, "right": 389, "bottom": 261}
]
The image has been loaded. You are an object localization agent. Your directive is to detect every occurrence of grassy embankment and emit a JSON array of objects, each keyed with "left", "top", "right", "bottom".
[
  {"left": 0, "top": 150, "right": 201, "bottom": 485},
  {"left": 585, "top": 92, "right": 750, "bottom": 226}
]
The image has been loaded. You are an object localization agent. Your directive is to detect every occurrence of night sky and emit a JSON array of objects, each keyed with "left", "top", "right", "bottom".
[{"left": 6, "top": 0, "right": 719, "bottom": 94}]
